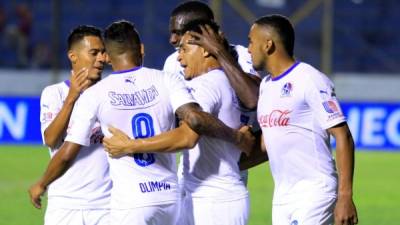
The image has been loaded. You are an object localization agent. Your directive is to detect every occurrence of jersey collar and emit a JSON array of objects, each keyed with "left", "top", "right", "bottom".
[
  {"left": 111, "top": 66, "right": 142, "bottom": 74},
  {"left": 271, "top": 61, "right": 300, "bottom": 81},
  {"left": 64, "top": 80, "right": 71, "bottom": 87}
]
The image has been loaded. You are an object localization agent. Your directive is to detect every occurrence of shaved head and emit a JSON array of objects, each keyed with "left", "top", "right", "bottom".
[{"left": 254, "top": 14, "right": 295, "bottom": 57}]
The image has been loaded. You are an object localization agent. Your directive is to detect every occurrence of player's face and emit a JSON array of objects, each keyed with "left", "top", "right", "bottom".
[
  {"left": 74, "top": 36, "right": 106, "bottom": 82},
  {"left": 248, "top": 24, "right": 266, "bottom": 71},
  {"left": 177, "top": 33, "right": 204, "bottom": 80},
  {"left": 169, "top": 15, "right": 188, "bottom": 48}
]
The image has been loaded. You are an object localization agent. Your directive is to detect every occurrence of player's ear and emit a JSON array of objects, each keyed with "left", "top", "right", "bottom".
[
  {"left": 140, "top": 44, "right": 145, "bottom": 57},
  {"left": 68, "top": 50, "right": 77, "bottom": 64},
  {"left": 264, "top": 39, "right": 275, "bottom": 55},
  {"left": 202, "top": 47, "right": 212, "bottom": 58}
]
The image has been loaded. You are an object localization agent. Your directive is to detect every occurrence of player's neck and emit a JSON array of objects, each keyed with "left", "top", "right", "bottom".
[
  {"left": 111, "top": 56, "right": 140, "bottom": 72},
  {"left": 202, "top": 59, "right": 221, "bottom": 75},
  {"left": 267, "top": 56, "right": 296, "bottom": 78}
]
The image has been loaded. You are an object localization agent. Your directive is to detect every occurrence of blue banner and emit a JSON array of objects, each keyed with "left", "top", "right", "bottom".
[
  {"left": 340, "top": 102, "right": 400, "bottom": 150},
  {"left": 0, "top": 97, "right": 399, "bottom": 150},
  {"left": 0, "top": 96, "right": 41, "bottom": 144}
]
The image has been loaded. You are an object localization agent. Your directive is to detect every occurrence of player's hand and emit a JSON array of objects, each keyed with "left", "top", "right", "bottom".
[
  {"left": 28, "top": 181, "right": 46, "bottom": 209},
  {"left": 237, "top": 125, "right": 255, "bottom": 156},
  {"left": 67, "top": 68, "right": 90, "bottom": 101},
  {"left": 103, "top": 126, "right": 132, "bottom": 158},
  {"left": 334, "top": 195, "right": 358, "bottom": 225},
  {"left": 187, "top": 24, "right": 225, "bottom": 56}
]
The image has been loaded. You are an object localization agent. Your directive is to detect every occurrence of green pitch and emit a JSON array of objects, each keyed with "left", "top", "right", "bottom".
[{"left": 0, "top": 146, "right": 399, "bottom": 225}]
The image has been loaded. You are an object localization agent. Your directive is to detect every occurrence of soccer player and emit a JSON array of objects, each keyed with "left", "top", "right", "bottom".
[
  {"left": 104, "top": 20, "right": 251, "bottom": 225},
  {"left": 164, "top": 1, "right": 259, "bottom": 108},
  {"left": 164, "top": 0, "right": 263, "bottom": 186},
  {"left": 28, "top": 25, "right": 111, "bottom": 225},
  {"left": 246, "top": 15, "right": 358, "bottom": 225},
  {"left": 30, "top": 20, "right": 253, "bottom": 225}
]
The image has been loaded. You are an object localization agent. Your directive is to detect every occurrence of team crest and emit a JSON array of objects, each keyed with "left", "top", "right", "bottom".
[{"left": 281, "top": 82, "right": 293, "bottom": 97}]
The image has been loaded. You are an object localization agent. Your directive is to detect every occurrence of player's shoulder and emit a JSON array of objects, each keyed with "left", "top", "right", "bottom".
[
  {"left": 165, "top": 51, "right": 178, "bottom": 61},
  {"left": 41, "top": 81, "right": 67, "bottom": 96},
  {"left": 299, "top": 62, "right": 332, "bottom": 83},
  {"left": 193, "top": 69, "right": 227, "bottom": 93},
  {"left": 163, "top": 51, "right": 179, "bottom": 71},
  {"left": 233, "top": 44, "right": 248, "bottom": 53}
]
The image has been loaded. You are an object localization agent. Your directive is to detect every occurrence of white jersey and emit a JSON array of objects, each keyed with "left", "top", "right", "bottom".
[
  {"left": 163, "top": 45, "right": 258, "bottom": 77},
  {"left": 65, "top": 67, "right": 196, "bottom": 209},
  {"left": 257, "top": 62, "right": 344, "bottom": 204},
  {"left": 40, "top": 81, "right": 111, "bottom": 209},
  {"left": 182, "top": 69, "right": 248, "bottom": 201}
]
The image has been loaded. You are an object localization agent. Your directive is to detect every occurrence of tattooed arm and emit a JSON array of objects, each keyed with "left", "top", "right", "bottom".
[
  {"left": 103, "top": 102, "right": 254, "bottom": 157},
  {"left": 175, "top": 102, "right": 254, "bottom": 153}
]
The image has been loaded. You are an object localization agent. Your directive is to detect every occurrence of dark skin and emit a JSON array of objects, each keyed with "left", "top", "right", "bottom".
[
  {"left": 187, "top": 25, "right": 261, "bottom": 109},
  {"left": 238, "top": 130, "right": 268, "bottom": 170}
]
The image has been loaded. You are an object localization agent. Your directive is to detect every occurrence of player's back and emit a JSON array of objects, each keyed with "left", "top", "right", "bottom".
[
  {"left": 183, "top": 69, "right": 247, "bottom": 200},
  {"left": 40, "top": 82, "right": 111, "bottom": 209},
  {"left": 75, "top": 66, "right": 195, "bottom": 209}
]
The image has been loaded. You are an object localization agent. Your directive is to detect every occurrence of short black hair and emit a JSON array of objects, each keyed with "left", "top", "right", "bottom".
[
  {"left": 67, "top": 25, "right": 102, "bottom": 50},
  {"left": 104, "top": 20, "right": 142, "bottom": 64},
  {"left": 255, "top": 14, "right": 295, "bottom": 57},
  {"left": 181, "top": 19, "right": 230, "bottom": 52},
  {"left": 171, "top": 1, "right": 214, "bottom": 21}
]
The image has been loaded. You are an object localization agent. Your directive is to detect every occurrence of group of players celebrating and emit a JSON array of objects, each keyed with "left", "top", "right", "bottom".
[{"left": 28, "top": 1, "right": 358, "bottom": 225}]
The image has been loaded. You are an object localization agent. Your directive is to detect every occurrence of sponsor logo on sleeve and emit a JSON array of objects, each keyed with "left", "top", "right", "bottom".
[{"left": 322, "top": 100, "right": 339, "bottom": 113}]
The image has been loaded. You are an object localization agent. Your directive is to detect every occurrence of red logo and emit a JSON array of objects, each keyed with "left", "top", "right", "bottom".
[{"left": 258, "top": 110, "right": 291, "bottom": 128}]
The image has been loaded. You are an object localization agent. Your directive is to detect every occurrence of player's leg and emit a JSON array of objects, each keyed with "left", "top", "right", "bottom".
[
  {"left": 191, "top": 196, "right": 249, "bottom": 225},
  {"left": 110, "top": 203, "right": 179, "bottom": 225},
  {"left": 44, "top": 207, "right": 83, "bottom": 225},
  {"left": 83, "top": 209, "right": 110, "bottom": 225},
  {"left": 289, "top": 197, "right": 336, "bottom": 225}
]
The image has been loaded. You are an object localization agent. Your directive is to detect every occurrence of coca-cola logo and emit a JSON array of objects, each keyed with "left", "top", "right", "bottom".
[{"left": 258, "top": 110, "right": 291, "bottom": 128}]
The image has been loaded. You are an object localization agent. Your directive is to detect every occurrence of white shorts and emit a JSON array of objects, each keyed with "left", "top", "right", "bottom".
[
  {"left": 110, "top": 203, "right": 179, "bottom": 225},
  {"left": 44, "top": 207, "right": 110, "bottom": 225},
  {"left": 272, "top": 196, "right": 336, "bottom": 225},
  {"left": 178, "top": 194, "right": 249, "bottom": 225}
]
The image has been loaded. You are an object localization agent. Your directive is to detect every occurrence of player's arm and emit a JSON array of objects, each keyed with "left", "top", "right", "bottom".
[
  {"left": 188, "top": 25, "right": 260, "bottom": 109},
  {"left": 176, "top": 102, "right": 254, "bottom": 155},
  {"left": 28, "top": 141, "right": 81, "bottom": 209},
  {"left": 328, "top": 122, "right": 358, "bottom": 225},
  {"left": 238, "top": 130, "right": 268, "bottom": 170},
  {"left": 43, "top": 69, "right": 89, "bottom": 148},
  {"left": 104, "top": 121, "right": 199, "bottom": 157}
]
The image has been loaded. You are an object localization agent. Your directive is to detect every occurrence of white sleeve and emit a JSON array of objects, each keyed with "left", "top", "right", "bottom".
[
  {"left": 305, "top": 73, "right": 346, "bottom": 129},
  {"left": 39, "top": 86, "right": 62, "bottom": 144},
  {"left": 235, "top": 45, "right": 259, "bottom": 77},
  {"left": 164, "top": 72, "right": 197, "bottom": 113},
  {"left": 64, "top": 89, "right": 99, "bottom": 146},
  {"left": 189, "top": 79, "right": 220, "bottom": 114}
]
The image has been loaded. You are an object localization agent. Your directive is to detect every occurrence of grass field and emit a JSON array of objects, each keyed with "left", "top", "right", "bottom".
[{"left": 0, "top": 146, "right": 399, "bottom": 225}]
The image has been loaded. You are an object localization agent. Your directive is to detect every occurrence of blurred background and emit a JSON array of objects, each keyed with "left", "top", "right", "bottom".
[{"left": 0, "top": 0, "right": 399, "bottom": 225}]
